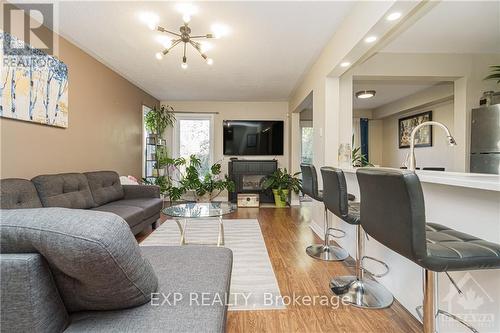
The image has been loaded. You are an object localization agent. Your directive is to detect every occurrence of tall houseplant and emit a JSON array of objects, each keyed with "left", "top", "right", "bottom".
[
  {"left": 144, "top": 105, "right": 176, "bottom": 138},
  {"left": 262, "top": 168, "right": 302, "bottom": 207}
]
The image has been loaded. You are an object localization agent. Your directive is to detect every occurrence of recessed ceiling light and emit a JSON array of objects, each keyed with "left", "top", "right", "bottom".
[
  {"left": 387, "top": 12, "right": 402, "bottom": 21},
  {"left": 364, "top": 36, "right": 377, "bottom": 43},
  {"left": 356, "top": 90, "right": 376, "bottom": 99},
  {"left": 340, "top": 62, "right": 351, "bottom": 68}
]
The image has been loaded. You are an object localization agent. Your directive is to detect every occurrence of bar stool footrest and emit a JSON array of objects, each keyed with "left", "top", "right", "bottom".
[
  {"left": 415, "top": 305, "right": 479, "bottom": 333},
  {"left": 326, "top": 227, "right": 346, "bottom": 239},
  {"left": 360, "top": 255, "right": 390, "bottom": 278}
]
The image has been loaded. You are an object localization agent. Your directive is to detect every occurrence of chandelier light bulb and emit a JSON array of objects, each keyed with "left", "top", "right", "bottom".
[
  {"left": 155, "top": 52, "right": 163, "bottom": 60},
  {"left": 176, "top": 3, "right": 198, "bottom": 17},
  {"left": 139, "top": 12, "right": 159, "bottom": 31},
  {"left": 199, "top": 41, "right": 213, "bottom": 53},
  {"left": 156, "top": 35, "right": 172, "bottom": 49},
  {"left": 206, "top": 58, "right": 213, "bottom": 65},
  {"left": 183, "top": 14, "right": 191, "bottom": 24},
  {"left": 211, "top": 23, "right": 229, "bottom": 39},
  {"left": 181, "top": 62, "right": 188, "bottom": 70}
]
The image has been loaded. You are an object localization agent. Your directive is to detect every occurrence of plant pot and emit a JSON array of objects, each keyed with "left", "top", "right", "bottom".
[{"left": 272, "top": 189, "right": 289, "bottom": 207}]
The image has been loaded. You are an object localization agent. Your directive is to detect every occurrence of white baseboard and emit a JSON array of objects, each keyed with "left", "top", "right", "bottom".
[{"left": 309, "top": 219, "right": 324, "bottom": 240}]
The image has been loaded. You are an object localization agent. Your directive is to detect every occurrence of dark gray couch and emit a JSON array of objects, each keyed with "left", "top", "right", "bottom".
[
  {"left": 0, "top": 171, "right": 162, "bottom": 235},
  {"left": 0, "top": 208, "right": 233, "bottom": 332}
]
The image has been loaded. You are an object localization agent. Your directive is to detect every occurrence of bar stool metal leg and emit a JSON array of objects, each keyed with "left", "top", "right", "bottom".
[
  {"left": 329, "top": 225, "right": 394, "bottom": 309},
  {"left": 306, "top": 206, "right": 349, "bottom": 261},
  {"left": 423, "top": 269, "right": 437, "bottom": 333}
]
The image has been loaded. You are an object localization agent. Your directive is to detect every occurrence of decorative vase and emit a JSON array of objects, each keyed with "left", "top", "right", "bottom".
[{"left": 272, "top": 189, "right": 289, "bottom": 207}]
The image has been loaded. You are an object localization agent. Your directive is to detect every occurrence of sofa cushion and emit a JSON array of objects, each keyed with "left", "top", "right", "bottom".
[
  {"left": 31, "top": 173, "right": 95, "bottom": 209},
  {"left": 92, "top": 203, "right": 145, "bottom": 228},
  {"left": 0, "top": 253, "right": 69, "bottom": 333},
  {"left": 67, "top": 246, "right": 233, "bottom": 333},
  {"left": 0, "top": 178, "right": 43, "bottom": 209},
  {"left": 111, "top": 198, "right": 163, "bottom": 219},
  {"left": 85, "top": 171, "right": 124, "bottom": 206},
  {"left": 0, "top": 208, "right": 158, "bottom": 312}
]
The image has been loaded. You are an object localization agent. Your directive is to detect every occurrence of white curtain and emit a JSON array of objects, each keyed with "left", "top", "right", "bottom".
[{"left": 352, "top": 118, "right": 361, "bottom": 149}]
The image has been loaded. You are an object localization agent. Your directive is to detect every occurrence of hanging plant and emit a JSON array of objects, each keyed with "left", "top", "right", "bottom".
[{"left": 144, "top": 104, "right": 176, "bottom": 136}]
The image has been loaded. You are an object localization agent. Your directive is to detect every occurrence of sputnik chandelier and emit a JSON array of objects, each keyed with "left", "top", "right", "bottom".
[{"left": 142, "top": 4, "right": 228, "bottom": 70}]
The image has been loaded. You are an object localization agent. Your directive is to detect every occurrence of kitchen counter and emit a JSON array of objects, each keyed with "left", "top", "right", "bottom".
[
  {"left": 342, "top": 168, "right": 500, "bottom": 192},
  {"left": 305, "top": 167, "right": 500, "bottom": 332}
]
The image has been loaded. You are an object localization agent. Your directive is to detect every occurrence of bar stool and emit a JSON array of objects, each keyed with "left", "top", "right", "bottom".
[
  {"left": 356, "top": 168, "right": 500, "bottom": 333},
  {"left": 321, "top": 167, "right": 394, "bottom": 309},
  {"left": 300, "top": 164, "right": 348, "bottom": 261}
]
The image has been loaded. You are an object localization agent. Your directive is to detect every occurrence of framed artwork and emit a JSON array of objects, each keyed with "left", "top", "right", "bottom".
[
  {"left": 398, "top": 111, "right": 432, "bottom": 148},
  {"left": 1, "top": 32, "right": 69, "bottom": 128}
]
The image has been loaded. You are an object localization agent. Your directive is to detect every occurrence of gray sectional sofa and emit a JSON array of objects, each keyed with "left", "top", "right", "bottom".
[
  {"left": 0, "top": 171, "right": 234, "bottom": 332},
  {"left": 0, "top": 171, "right": 162, "bottom": 234}
]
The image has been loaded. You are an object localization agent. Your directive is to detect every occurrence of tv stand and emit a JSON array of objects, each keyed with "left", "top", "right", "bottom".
[{"left": 227, "top": 160, "right": 278, "bottom": 203}]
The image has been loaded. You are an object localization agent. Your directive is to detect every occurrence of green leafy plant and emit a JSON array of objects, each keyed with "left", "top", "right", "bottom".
[
  {"left": 150, "top": 155, "right": 235, "bottom": 202},
  {"left": 351, "top": 135, "right": 373, "bottom": 167},
  {"left": 484, "top": 65, "right": 500, "bottom": 84},
  {"left": 352, "top": 146, "right": 373, "bottom": 167},
  {"left": 262, "top": 168, "right": 302, "bottom": 204},
  {"left": 197, "top": 163, "right": 236, "bottom": 201},
  {"left": 144, "top": 105, "right": 176, "bottom": 136}
]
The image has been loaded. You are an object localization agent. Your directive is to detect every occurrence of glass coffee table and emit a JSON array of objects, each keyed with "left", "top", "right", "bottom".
[{"left": 162, "top": 202, "right": 236, "bottom": 247}]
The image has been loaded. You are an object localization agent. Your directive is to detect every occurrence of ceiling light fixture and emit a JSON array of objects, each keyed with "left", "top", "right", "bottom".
[
  {"left": 340, "top": 62, "right": 351, "bottom": 68},
  {"left": 356, "top": 90, "right": 376, "bottom": 99},
  {"left": 386, "top": 12, "right": 402, "bottom": 21},
  {"left": 364, "top": 36, "right": 377, "bottom": 43},
  {"left": 147, "top": 5, "right": 226, "bottom": 68}
]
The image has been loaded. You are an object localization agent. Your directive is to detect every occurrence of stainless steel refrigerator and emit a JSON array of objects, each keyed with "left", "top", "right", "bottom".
[{"left": 470, "top": 104, "right": 500, "bottom": 174}]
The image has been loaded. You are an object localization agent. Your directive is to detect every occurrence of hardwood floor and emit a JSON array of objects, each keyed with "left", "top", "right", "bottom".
[{"left": 136, "top": 206, "right": 422, "bottom": 333}]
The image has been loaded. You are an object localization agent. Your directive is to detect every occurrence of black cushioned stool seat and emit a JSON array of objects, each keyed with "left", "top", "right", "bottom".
[
  {"left": 356, "top": 167, "right": 500, "bottom": 333},
  {"left": 425, "top": 223, "right": 500, "bottom": 272},
  {"left": 301, "top": 164, "right": 348, "bottom": 262}
]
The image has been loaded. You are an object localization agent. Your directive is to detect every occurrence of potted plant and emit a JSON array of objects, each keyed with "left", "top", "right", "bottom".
[
  {"left": 182, "top": 156, "right": 235, "bottom": 202},
  {"left": 144, "top": 105, "right": 176, "bottom": 138},
  {"left": 262, "top": 168, "right": 302, "bottom": 207}
]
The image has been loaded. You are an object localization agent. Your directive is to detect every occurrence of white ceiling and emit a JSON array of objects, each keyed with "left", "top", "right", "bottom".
[
  {"left": 53, "top": 1, "right": 354, "bottom": 101},
  {"left": 383, "top": 1, "right": 500, "bottom": 54},
  {"left": 353, "top": 80, "right": 445, "bottom": 110}
]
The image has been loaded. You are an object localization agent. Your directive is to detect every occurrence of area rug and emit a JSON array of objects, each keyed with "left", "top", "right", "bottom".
[{"left": 141, "top": 218, "right": 285, "bottom": 311}]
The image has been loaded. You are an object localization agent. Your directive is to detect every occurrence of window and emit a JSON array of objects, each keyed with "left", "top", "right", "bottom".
[
  {"left": 142, "top": 105, "right": 152, "bottom": 178},
  {"left": 301, "top": 126, "right": 313, "bottom": 164},
  {"left": 173, "top": 114, "right": 214, "bottom": 177}
]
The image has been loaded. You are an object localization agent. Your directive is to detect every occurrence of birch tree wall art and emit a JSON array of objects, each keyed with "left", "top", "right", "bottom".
[{"left": 1, "top": 32, "right": 68, "bottom": 128}]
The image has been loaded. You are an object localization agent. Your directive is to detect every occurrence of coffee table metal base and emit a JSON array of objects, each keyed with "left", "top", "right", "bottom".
[{"left": 174, "top": 216, "right": 225, "bottom": 247}]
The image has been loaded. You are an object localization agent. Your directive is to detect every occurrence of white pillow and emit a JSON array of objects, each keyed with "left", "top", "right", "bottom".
[{"left": 119, "top": 175, "right": 139, "bottom": 185}]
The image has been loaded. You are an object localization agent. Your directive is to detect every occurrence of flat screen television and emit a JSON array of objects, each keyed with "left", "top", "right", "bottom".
[{"left": 223, "top": 120, "right": 284, "bottom": 156}]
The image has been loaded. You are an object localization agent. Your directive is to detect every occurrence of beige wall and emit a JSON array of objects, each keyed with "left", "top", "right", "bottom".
[
  {"left": 1, "top": 19, "right": 158, "bottom": 179},
  {"left": 380, "top": 100, "right": 454, "bottom": 170},
  {"left": 160, "top": 101, "right": 289, "bottom": 176}
]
